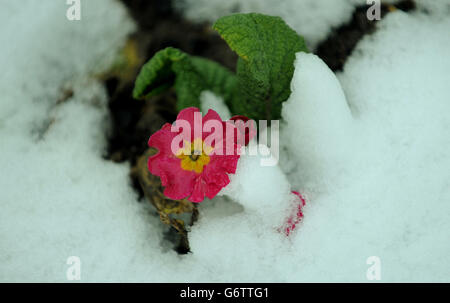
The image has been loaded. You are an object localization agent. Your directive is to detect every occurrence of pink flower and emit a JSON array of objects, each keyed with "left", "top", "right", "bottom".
[
  {"left": 229, "top": 115, "right": 257, "bottom": 146},
  {"left": 147, "top": 107, "right": 240, "bottom": 203},
  {"left": 283, "top": 191, "right": 307, "bottom": 236}
]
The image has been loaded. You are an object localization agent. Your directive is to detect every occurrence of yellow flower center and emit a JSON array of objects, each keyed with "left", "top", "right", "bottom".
[{"left": 176, "top": 139, "right": 213, "bottom": 174}]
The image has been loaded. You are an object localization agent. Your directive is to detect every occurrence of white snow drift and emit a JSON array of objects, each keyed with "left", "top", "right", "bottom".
[{"left": 1, "top": 0, "right": 449, "bottom": 282}]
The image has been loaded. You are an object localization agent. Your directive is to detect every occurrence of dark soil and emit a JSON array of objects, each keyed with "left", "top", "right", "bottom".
[{"left": 104, "top": 0, "right": 416, "bottom": 253}]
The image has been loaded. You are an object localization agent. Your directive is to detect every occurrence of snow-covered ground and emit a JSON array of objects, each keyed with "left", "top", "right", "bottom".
[{"left": 1, "top": 0, "right": 449, "bottom": 282}]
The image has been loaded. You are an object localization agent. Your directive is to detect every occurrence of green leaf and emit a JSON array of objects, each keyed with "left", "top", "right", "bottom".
[
  {"left": 190, "top": 57, "right": 237, "bottom": 111},
  {"left": 213, "top": 13, "right": 308, "bottom": 120},
  {"left": 133, "top": 47, "right": 237, "bottom": 111},
  {"left": 132, "top": 47, "right": 184, "bottom": 99}
]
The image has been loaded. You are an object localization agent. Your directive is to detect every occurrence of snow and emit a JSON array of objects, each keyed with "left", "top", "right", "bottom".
[
  {"left": 219, "top": 145, "right": 295, "bottom": 224},
  {"left": 415, "top": 0, "right": 450, "bottom": 16},
  {"left": 1, "top": 0, "right": 450, "bottom": 282},
  {"left": 281, "top": 53, "right": 355, "bottom": 189},
  {"left": 334, "top": 8, "right": 450, "bottom": 280},
  {"left": 200, "top": 90, "right": 231, "bottom": 120},
  {"left": 0, "top": 0, "right": 150, "bottom": 282},
  {"left": 280, "top": 5, "right": 450, "bottom": 281}
]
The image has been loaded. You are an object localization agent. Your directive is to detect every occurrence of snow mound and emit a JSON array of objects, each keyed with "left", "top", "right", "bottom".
[
  {"left": 284, "top": 9, "right": 450, "bottom": 281},
  {"left": 281, "top": 52, "right": 355, "bottom": 190},
  {"left": 219, "top": 146, "right": 295, "bottom": 224}
]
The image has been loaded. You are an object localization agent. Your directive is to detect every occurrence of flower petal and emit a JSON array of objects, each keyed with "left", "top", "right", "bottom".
[
  {"left": 159, "top": 158, "right": 197, "bottom": 200},
  {"left": 147, "top": 124, "right": 178, "bottom": 177},
  {"left": 229, "top": 115, "right": 257, "bottom": 146},
  {"left": 175, "top": 107, "right": 199, "bottom": 140}
]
